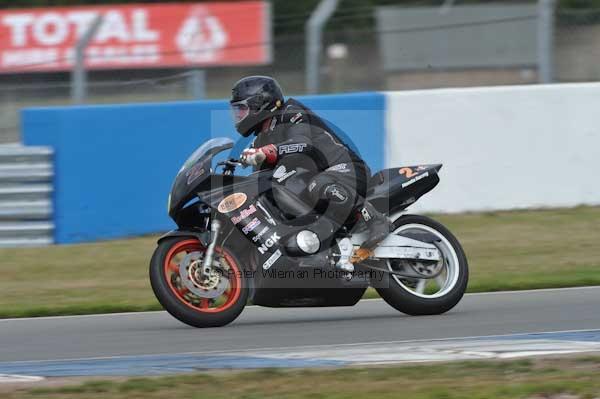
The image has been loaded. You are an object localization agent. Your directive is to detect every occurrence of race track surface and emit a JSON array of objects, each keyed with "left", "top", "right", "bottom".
[{"left": 1, "top": 287, "right": 600, "bottom": 377}]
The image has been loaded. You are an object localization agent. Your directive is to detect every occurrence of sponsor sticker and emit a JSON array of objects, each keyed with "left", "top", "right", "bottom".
[
  {"left": 218, "top": 193, "right": 247, "bottom": 213},
  {"left": 258, "top": 232, "right": 281, "bottom": 254},
  {"left": 273, "top": 165, "right": 297, "bottom": 183},
  {"left": 399, "top": 167, "right": 417, "bottom": 178},
  {"left": 279, "top": 143, "right": 307, "bottom": 154},
  {"left": 252, "top": 226, "right": 270, "bottom": 242},
  {"left": 326, "top": 163, "right": 350, "bottom": 173},
  {"left": 326, "top": 186, "right": 347, "bottom": 202},
  {"left": 230, "top": 204, "right": 257, "bottom": 224},
  {"left": 290, "top": 112, "right": 303, "bottom": 124},
  {"left": 401, "top": 172, "right": 429, "bottom": 188},
  {"left": 242, "top": 217, "right": 261, "bottom": 234},
  {"left": 262, "top": 249, "right": 282, "bottom": 270},
  {"left": 273, "top": 165, "right": 286, "bottom": 179},
  {"left": 361, "top": 207, "right": 372, "bottom": 221},
  {"left": 186, "top": 164, "right": 205, "bottom": 185},
  {"left": 0, "top": 3, "right": 270, "bottom": 73}
]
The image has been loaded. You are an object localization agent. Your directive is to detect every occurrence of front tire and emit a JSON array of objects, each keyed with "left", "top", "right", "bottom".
[
  {"left": 375, "top": 214, "right": 469, "bottom": 316},
  {"left": 150, "top": 237, "right": 248, "bottom": 328}
]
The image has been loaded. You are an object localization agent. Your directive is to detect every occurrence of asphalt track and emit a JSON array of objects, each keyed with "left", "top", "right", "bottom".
[{"left": 1, "top": 287, "right": 599, "bottom": 377}]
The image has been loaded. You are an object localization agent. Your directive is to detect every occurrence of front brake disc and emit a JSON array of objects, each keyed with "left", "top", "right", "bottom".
[{"left": 179, "top": 252, "right": 229, "bottom": 298}]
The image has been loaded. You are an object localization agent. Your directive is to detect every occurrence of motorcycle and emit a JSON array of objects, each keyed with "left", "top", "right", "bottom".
[{"left": 150, "top": 137, "right": 469, "bottom": 328}]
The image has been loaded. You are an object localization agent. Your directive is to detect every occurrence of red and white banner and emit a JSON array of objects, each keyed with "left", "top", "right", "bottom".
[{"left": 0, "top": 2, "right": 271, "bottom": 73}]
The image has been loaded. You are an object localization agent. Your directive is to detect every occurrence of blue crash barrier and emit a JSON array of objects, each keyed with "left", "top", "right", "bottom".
[{"left": 21, "top": 92, "right": 385, "bottom": 244}]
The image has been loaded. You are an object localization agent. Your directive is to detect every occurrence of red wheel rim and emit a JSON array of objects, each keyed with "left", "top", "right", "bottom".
[{"left": 163, "top": 239, "right": 242, "bottom": 313}]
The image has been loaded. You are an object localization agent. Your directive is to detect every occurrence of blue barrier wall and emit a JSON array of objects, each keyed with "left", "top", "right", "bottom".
[{"left": 21, "top": 92, "right": 385, "bottom": 244}]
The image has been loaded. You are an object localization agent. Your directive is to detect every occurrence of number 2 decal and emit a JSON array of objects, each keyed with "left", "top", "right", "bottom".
[{"left": 399, "top": 167, "right": 417, "bottom": 178}]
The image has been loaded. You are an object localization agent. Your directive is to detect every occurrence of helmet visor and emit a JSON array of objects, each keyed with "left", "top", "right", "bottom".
[{"left": 230, "top": 100, "right": 250, "bottom": 125}]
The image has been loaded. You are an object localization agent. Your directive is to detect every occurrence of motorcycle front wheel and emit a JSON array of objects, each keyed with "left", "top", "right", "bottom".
[
  {"left": 375, "top": 214, "right": 469, "bottom": 316},
  {"left": 149, "top": 236, "right": 248, "bottom": 328}
]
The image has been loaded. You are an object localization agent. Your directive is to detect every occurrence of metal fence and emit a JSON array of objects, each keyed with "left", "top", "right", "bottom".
[
  {"left": 555, "top": 7, "right": 600, "bottom": 82},
  {"left": 1, "top": 1, "right": 600, "bottom": 143},
  {"left": 0, "top": 73, "right": 200, "bottom": 143}
]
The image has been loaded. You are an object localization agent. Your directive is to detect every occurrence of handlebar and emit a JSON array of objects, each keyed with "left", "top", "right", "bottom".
[
  {"left": 216, "top": 159, "right": 242, "bottom": 168},
  {"left": 216, "top": 159, "right": 243, "bottom": 175}
]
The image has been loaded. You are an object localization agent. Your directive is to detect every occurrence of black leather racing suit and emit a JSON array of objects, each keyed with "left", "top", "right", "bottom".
[{"left": 252, "top": 98, "right": 370, "bottom": 228}]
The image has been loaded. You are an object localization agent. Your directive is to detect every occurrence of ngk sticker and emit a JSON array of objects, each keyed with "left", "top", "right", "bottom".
[
  {"left": 258, "top": 232, "right": 280, "bottom": 255},
  {"left": 0, "top": 2, "right": 270, "bottom": 72}
]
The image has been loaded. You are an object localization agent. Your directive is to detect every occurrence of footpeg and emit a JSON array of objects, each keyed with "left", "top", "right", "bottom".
[
  {"left": 335, "top": 238, "right": 355, "bottom": 273},
  {"left": 337, "top": 261, "right": 354, "bottom": 273}
]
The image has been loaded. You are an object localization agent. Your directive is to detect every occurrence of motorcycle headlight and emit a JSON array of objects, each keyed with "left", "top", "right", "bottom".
[{"left": 296, "top": 230, "right": 320, "bottom": 254}]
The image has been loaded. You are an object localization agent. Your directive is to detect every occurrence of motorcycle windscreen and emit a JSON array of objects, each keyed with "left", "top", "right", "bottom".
[{"left": 168, "top": 137, "right": 234, "bottom": 218}]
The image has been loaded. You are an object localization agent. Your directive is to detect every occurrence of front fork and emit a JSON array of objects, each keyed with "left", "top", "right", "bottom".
[{"left": 201, "top": 219, "right": 221, "bottom": 277}]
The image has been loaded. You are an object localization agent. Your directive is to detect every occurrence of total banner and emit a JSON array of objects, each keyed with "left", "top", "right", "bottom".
[{"left": 0, "top": 1, "right": 271, "bottom": 73}]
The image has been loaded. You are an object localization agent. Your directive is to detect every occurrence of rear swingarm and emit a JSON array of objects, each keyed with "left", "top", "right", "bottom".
[{"left": 358, "top": 261, "right": 435, "bottom": 278}]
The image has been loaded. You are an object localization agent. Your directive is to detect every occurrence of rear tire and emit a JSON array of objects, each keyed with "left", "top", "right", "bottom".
[
  {"left": 375, "top": 214, "right": 469, "bottom": 316},
  {"left": 150, "top": 237, "right": 248, "bottom": 328}
]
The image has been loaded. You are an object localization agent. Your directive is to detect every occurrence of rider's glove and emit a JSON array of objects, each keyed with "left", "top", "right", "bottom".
[{"left": 240, "top": 145, "right": 277, "bottom": 167}]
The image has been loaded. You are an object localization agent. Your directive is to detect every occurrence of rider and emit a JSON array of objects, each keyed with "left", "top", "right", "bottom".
[{"left": 229, "top": 76, "right": 391, "bottom": 267}]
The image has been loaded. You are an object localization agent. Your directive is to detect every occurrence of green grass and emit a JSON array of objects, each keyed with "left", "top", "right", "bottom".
[
  {"left": 436, "top": 206, "right": 600, "bottom": 292},
  {"left": 1, "top": 206, "right": 600, "bottom": 318},
  {"left": 0, "top": 236, "right": 161, "bottom": 318},
  {"left": 5, "top": 356, "right": 600, "bottom": 398}
]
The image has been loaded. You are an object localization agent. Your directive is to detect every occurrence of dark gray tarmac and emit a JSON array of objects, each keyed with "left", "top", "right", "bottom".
[{"left": 1, "top": 287, "right": 599, "bottom": 363}]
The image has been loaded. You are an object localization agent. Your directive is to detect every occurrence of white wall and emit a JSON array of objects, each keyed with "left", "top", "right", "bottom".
[{"left": 386, "top": 83, "right": 600, "bottom": 213}]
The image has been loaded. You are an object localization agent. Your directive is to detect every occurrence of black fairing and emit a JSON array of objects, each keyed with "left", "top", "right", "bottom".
[
  {"left": 367, "top": 164, "right": 442, "bottom": 214},
  {"left": 196, "top": 171, "right": 273, "bottom": 212},
  {"left": 251, "top": 252, "right": 369, "bottom": 307}
]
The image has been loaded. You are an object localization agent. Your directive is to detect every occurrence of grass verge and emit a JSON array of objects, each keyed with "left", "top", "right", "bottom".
[
  {"left": 1, "top": 206, "right": 599, "bottom": 318},
  {"left": 4, "top": 356, "right": 600, "bottom": 399}
]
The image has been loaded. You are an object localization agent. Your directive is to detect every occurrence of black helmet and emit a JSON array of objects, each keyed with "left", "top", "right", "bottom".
[{"left": 230, "top": 76, "right": 284, "bottom": 137}]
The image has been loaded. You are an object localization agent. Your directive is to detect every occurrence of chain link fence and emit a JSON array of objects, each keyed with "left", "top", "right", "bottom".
[
  {"left": 0, "top": 74, "right": 192, "bottom": 143},
  {"left": 1, "top": 1, "right": 599, "bottom": 143},
  {"left": 556, "top": 6, "right": 600, "bottom": 82}
]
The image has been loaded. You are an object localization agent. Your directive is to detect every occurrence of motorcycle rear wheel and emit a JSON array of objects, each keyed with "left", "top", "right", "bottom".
[
  {"left": 150, "top": 236, "right": 248, "bottom": 328},
  {"left": 375, "top": 214, "right": 469, "bottom": 316}
]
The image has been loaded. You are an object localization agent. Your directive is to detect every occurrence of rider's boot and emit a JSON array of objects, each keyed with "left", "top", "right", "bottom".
[
  {"left": 358, "top": 201, "right": 392, "bottom": 251},
  {"left": 334, "top": 202, "right": 391, "bottom": 274}
]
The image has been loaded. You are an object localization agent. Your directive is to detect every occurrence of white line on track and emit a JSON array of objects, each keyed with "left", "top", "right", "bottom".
[
  {"left": 3, "top": 327, "right": 599, "bottom": 366},
  {"left": 0, "top": 285, "right": 598, "bottom": 323},
  {"left": 0, "top": 374, "right": 44, "bottom": 383}
]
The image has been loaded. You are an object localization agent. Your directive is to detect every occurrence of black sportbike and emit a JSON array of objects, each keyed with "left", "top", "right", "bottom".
[{"left": 150, "top": 137, "right": 468, "bottom": 327}]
